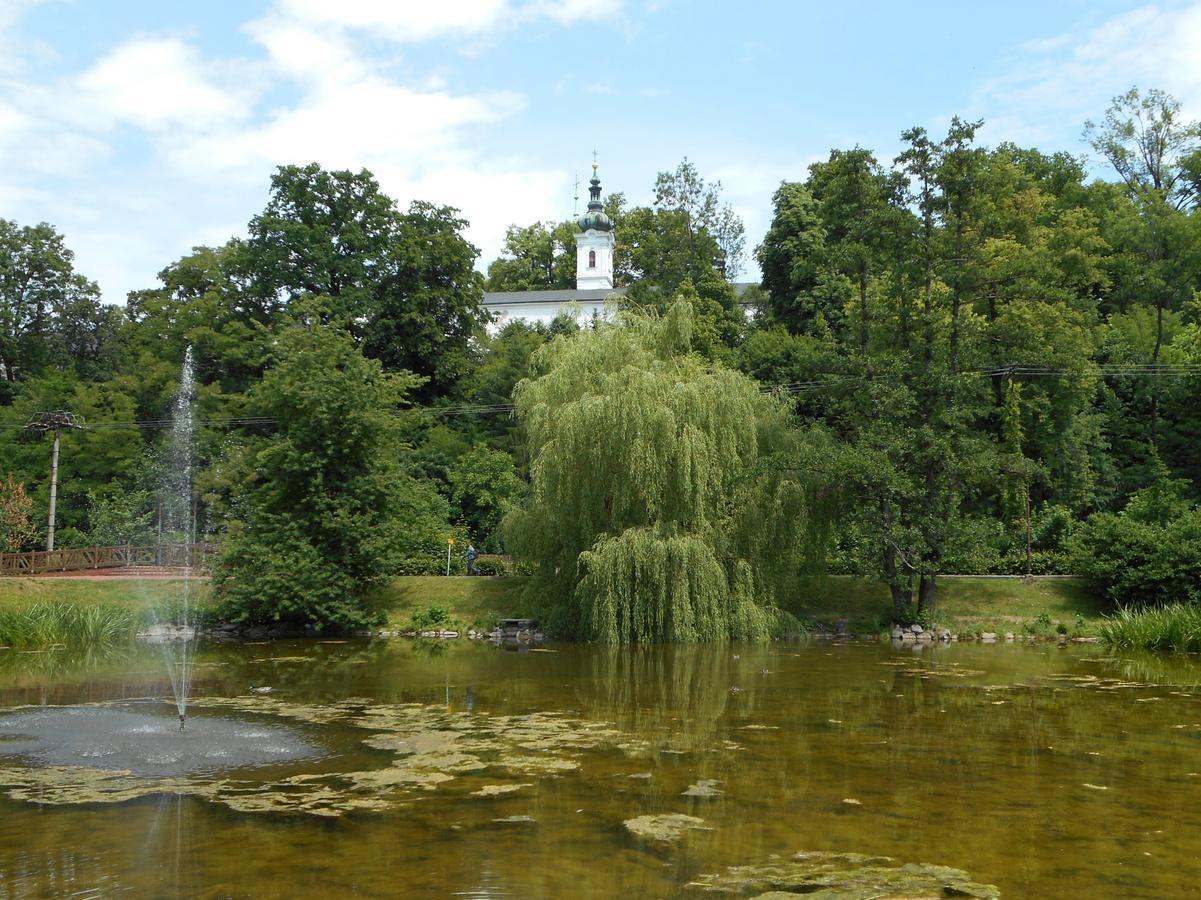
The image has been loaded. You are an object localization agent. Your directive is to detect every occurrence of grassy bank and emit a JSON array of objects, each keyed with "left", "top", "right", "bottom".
[
  {"left": 0, "top": 577, "right": 211, "bottom": 612},
  {"left": 370, "top": 576, "right": 533, "bottom": 631},
  {"left": 0, "top": 574, "right": 1103, "bottom": 642},
  {"left": 373, "top": 574, "right": 1104, "bottom": 637},
  {"left": 0, "top": 579, "right": 212, "bottom": 648},
  {"left": 782, "top": 575, "right": 1103, "bottom": 636}
]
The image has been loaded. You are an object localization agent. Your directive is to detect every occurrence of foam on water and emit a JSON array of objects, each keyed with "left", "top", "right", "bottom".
[{"left": 0, "top": 706, "right": 319, "bottom": 777}]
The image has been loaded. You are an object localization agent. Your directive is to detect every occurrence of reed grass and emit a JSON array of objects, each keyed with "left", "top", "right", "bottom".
[
  {"left": 1100, "top": 604, "right": 1201, "bottom": 653},
  {"left": 0, "top": 602, "right": 140, "bottom": 649}
]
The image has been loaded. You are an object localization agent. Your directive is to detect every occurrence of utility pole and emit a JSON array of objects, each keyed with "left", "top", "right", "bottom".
[{"left": 25, "top": 411, "right": 85, "bottom": 551}]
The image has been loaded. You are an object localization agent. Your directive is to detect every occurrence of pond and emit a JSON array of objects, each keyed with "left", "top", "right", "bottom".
[{"left": 1, "top": 637, "right": 1200, "bottom": 897}]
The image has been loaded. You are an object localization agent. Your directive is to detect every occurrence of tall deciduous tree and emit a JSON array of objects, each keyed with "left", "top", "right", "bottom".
[
  {"left": 1084, "top": 87, "right": 1201, "bottom": 211},
  {"left": 215, "top": 319, "right": 436, "bottom": 631},
  {"left": 0, "top": 220, "right": 118, "bottom": 398},
  {"left": 485, "top": 221, "right": 577, "bottom": 291},
  {"left": 1086, "top": 88, "right": 1201, "bottom": 450},
  {"left": 654, "top": 158, "right": 747, "bottom": 277},
  {"left": 242, "top": 163, "right": 486, "bottom": 399},
  {"left": 126, "top": 242, "right": 274, "bottom": 395},
  {"left": 359, "top": 200, "right": 485, "bottom": 395},
  {"left": 757, "top": 182, "right": 830, "bottom": 334},
  {"left": 806, "top": 148, "right": 905, "bottom": 354},
  {"left": 448, "top": 444, "right": 523, "bottom": 550}
]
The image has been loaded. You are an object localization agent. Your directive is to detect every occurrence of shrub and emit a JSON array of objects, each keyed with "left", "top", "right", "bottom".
[
  {"left": 1072, "top": 508, "right": 1201, "bottom": 608},
  {"left": 772, "top": 609, "right": 810, "bottom": 639},
  {"left": 1024, "top": 612, "right": 1053, "bottom": 636},
  {"left": 410, "top": 605, "right": 452, "bottom": 631},
  {"left": 396, "top": 556, "right": 447, "bottom": 576},
  {"left": 472, "top": 556, "right": 508, "bottom": 576},
  {"left": 0, "top": 474, "right": 38, "bottom": 552}
]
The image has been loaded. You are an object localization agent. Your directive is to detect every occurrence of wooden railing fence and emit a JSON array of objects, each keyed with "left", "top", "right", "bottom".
[{"left": 0, "top": 543, "right": 219, "bottom": 576}]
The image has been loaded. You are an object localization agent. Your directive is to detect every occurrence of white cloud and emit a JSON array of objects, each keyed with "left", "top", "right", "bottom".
[
  {"left": 526, "top": 0, "right": 616, "bottom": 25},
  {"left": 382, "top": 162, "right": 568, "bottom": 260},
  {"left": 274, "top": 0, "right": 509, "bottom": 41},
  {"left": 0, "top": 97, "right": 31, "bottom": 150},
  {"left": 0, "top": 0, "right": 42, "bottom": 73},
  {"left": 270, "top": 0, "right": 619, "bottom": 42},
  {"left": 244, "top": 17, "right": 364, "bottom": 84},
  {"left": 75, "top": 37, "right": 254, "bottom": 132},
  {"left": 0, "top": 0, "right": 620, "bottom": 301},
  {"left": 973, "top": 3, "right": 1201, "bottom": 149},
  {"left": 174, "top": 75, "right": 521, "bottom": 175}
]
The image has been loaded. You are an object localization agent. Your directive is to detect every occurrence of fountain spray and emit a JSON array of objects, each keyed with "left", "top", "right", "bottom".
[{"left": 149, "top": 345, "right": 200, "bottom": 730}]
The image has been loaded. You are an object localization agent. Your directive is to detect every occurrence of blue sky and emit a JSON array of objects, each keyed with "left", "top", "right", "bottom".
[{"left": 2, "top": 0, "right": 1200, "bottom": 300}]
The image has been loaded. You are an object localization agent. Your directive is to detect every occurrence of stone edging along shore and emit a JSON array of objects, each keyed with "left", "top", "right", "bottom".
[{"left": 807, "top": 623, "right": 1101, "bottom": 645}]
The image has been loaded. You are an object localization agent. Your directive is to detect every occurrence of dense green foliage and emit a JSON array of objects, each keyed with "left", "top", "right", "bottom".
[
  {"left": 485, "top": 221, "right": 578, "bottom": 291},
  {"left": 745, "top": 93, "right": 1201, "bottom": 623},
  {"left": 504, "top": 301, "right": 834, "bottom": 641},
  {"left": 214, "top": 323, "right": 433, "bottom": 631},
  {"left": 0, "top": 474, "right": 36, "bottom": 551},
  {"left": 1071, "top": 464, "right": 1201, "bottom": 607},
  {"left": 3, "top": 88, "right": 1201, "bottom": 638}
]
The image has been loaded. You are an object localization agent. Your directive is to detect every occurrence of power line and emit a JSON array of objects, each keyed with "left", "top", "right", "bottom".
[{"left": 1, "top": 365, "right": 1197, "bottom": 432}]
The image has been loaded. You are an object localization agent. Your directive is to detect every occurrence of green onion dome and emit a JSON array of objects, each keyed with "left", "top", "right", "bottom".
[{"left": 577, "top": 167, "right": 613, "bottom": 232}]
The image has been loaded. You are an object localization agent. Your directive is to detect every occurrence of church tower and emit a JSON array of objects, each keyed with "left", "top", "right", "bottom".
[{"left": 575, "top": 161, "right": 615, "bottom": 290}]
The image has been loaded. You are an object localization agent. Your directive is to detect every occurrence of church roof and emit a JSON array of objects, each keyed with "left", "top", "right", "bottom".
[
  {"left": 481, "top": 283, "right": 758, "bottom": 307},
  {"left": 577, "top": 164, "right": 613, "bottom": 233},
  {"left": 482, "top": 287, "right": 626, "bottom": 307}
]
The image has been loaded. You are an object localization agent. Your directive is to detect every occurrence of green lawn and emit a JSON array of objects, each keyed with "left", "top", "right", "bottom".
[
  {"left": 0, "top": 575, "right": 526, "bottom": 632},
  {"left": 0, "top": 577, "right": 210, "bottom": 613},
  {"left": 0, "top": 573, "right": 1104, "bottom": 637},
  {"left": 375, "top": 574, "right": 1104, "bottom": 636},
  {"left": 369, "top": 576, "right": 533, "bottom": 630},
  {"left": 783, "top": 575, "right": 1103, "bottom": 635}
]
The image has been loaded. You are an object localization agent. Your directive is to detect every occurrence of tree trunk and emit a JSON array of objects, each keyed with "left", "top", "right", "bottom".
[
  {"left": 1151, "top": 299, "right": 1165, "bottom": 448},
  {"left": 1024, "top": 484, "right": 1033, "bottom": 578},
  {"left": 917, "top": 573, "right": 937, "bottom": 616},
  {"left": 889, "top": 582, "right": 913, "bottom": 622},
  {"left": 882, "top": 497, "right": 911, "bottom": 621}
]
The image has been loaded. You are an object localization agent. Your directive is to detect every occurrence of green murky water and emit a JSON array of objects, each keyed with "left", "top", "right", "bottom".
[{"left": 1, "top": 638, "right": 1200, "bottom": 897}]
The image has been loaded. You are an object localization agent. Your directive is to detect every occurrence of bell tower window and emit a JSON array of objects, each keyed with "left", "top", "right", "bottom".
[{"left": 575, "top": 158, "right": 615, "bottom": 291}]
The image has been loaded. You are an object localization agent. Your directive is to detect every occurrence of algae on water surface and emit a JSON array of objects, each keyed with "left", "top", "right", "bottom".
[
  {"left": 685, "top": 850, "right": 1000, "bottom": 897},
  {"left": 0, "top": 695, "right": 646, "bottom": 818}
]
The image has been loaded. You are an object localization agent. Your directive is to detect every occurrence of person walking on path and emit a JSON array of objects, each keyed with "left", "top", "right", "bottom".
[{"left": 465, "top": 543, "right": 479, "bottom": 576}]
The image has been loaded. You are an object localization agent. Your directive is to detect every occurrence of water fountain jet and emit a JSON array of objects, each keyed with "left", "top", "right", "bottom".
[{"left": 147, "top": 345, "right": 200, "bottom": 727}]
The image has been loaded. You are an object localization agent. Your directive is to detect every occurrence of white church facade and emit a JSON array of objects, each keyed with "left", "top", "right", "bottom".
[
  {"left": 482, "top": 162, "right": 757, "bottom": 328},
  {"left": 482, "top": 163, "right": 621, "bottom": 328}
]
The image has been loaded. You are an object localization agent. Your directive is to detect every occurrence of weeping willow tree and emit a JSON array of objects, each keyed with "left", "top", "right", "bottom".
[{"left": 504, "top": 299, "right": 838, "bottom": 642}]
